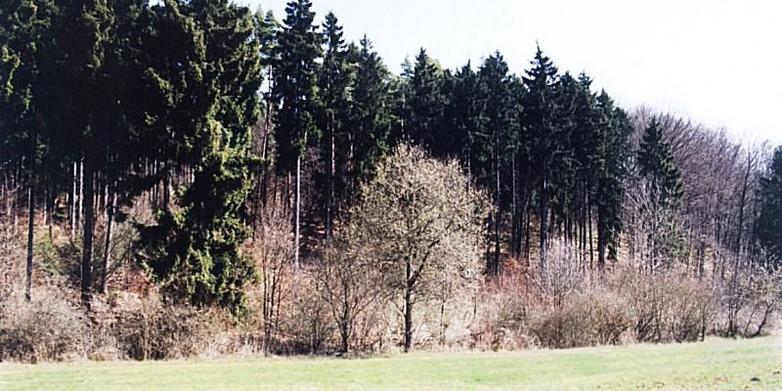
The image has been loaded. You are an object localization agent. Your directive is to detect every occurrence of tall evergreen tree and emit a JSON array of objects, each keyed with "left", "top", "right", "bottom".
[
  {"left": 406, "top": 48, "right": 446, "bottom": 152},
  {"left": 522, "top": 45, "right": 560, "bottom": 272},
  {"left": 595, "top": 92, "right": 631, "bottom": 268},
  {"left": 273, "top": 0, "right": 322, "bottom": 268},
  {"left": 476, "top": 52, "right": 515, "bottom": 275},
  {"left": 141, "top": 0, "right": 262, "bottom": 314},
  {"left": 317, "top": 12, "right": 351, "bottom": 240},
  {"left": 40, "top": 0, "right": 115, "bottom": 306},
  {"left": 757, "top": 146, "right": 782, "bottom": 269},
  {"left": 638, "top": 117, "right": 683, "bottom": 207},
  {"left": 637, "top": 117, "right": 685, "bottom": 272},
  {"left": 347, "top": 36, "right": 391, "bottom": 194},
  {"left": 0, "top": 0, "right": 55, "bottom": 302}
]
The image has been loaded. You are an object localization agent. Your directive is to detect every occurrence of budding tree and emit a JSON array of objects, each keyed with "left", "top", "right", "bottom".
[{"left": 346, "top": 144, "right": 488, "bottom": 352}]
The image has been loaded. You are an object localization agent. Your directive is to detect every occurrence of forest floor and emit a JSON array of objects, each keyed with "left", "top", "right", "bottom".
[{"left": 1, "top": 337, "right": 780, "bottom": 390}]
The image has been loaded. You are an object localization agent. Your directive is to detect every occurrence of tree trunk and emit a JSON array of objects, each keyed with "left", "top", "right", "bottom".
[
  {"left": 81, "top": 159, "right": 95, "bottom": 307},
  {"left": 100, "top": 188, "right": 116, "bottom": 294},
  {"left": 294, "top": 154, "right": 301, "bottom": 270},
  {"left": 25, "top": 183, "right": 34, "bottom": 302},
  {"left": 326, "top": 114, "right": 335, "bottom": 241},
  {"left": 403, "top": 260, "right": 413, "bottom": 352},
  {"left": 492, "top": 139, "right": 501, "bottom": 275},
  {"left": 539, "top": 164, "right": 549, "bottom": 273}
]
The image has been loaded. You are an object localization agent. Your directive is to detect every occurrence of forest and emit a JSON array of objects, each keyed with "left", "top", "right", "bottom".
[{"left": 1, "top": 0, "right": 781, "bottom": 361}]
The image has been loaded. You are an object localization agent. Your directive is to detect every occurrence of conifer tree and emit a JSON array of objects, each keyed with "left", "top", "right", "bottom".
[
  {"left": 40, "top": 0, "right": 115, "bottom": 306},
  {"left": 407, "top": 48, "right": 446, "bottom": 152},
  {"left": 476, "top": 52, "right": 515, "bottom": 275},
  {"left": 595, "top": 92, "right": 631, "bottom": 268},
  {"left": 638, "top": 118, "right": 683, "bottom": 207},
  {"left": 636, "top": 117, "right": 685, "bottom": 272},
  {"left": 0, "top": 0, "right": 55, "bottom": 302},
  {"left": 522, "top": 45, "right": 560, "bottom": 272},
  {"left": 347, "top": 36, "right": 391, "bottom": 194},
  {"left": 141, "top": 0, "right": 262, "bottom": 314},
  {"left": 757, "top": 146, "right": 782, "bottom": 269},
  {"left": 317, "top": 12, "right": 351, "bottom": 240},
  {"left": 273, "top": 0, "right": 322, "bottom": 268}
]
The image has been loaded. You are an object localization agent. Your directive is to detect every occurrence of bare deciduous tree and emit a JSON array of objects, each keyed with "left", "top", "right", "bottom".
[{"left": 346, "top": 144, "right": 488, "bottom": 352}]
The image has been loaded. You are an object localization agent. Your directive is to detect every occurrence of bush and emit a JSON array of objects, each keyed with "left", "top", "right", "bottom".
[
  {"left": 113, "top": 293, "right": 218, "bottom": 360},
  {"left": 0, "top": 288, "right": 86, "bottom": 363},
  {"left": 276, "top": 271, "right": 335, "bottom": 354},
  {"left": 619, "top": 269, "right": 713, "bottom": 343}
]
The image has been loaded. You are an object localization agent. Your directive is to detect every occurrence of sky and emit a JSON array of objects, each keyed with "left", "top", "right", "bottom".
[{"left": 243, "top": 0, "right": 782, "bottom": 145}]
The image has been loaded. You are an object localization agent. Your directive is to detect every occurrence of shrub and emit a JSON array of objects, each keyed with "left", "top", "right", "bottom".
[
  {"left": 0, "top": 288, "right": 86, "bottom": 363},
  {"left": 113, "top": 293, "right": 218, "bottom": 360}
]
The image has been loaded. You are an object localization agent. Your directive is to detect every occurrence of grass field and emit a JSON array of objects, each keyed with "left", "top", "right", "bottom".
[{"left": 1, "top": 337, "right": 781, "bottom": 390}]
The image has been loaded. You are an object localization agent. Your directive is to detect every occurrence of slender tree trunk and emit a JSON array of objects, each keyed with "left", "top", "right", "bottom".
[
  {"left": 25, "top": 183, "right": 34, "bottom": 302},
  {"left": 403, "top": 261, "right": 413, "bottom": 353},
  {"left": 100, "top": 188, "right": 116, "bottom": 294},
  {"left": 81, "top": 159, "right": 95, "bottom": 307},
  {"left": 492, "top": 139, "right": 501, "bottom": 275},
  {"left": 588, "top": 193, "right": 594, "bottom": 269},
  {"left": 294, "top": 154, "right": 301, "bottom": 269},
  {"left": 326, "top": 114, "right": 335, "bottom": 241},
  {"left": 70, "top": 161, "right": 77, "bottom": 236},
  {"left": 539, "top": 164, "right": 549, "bottom": 273},
  {"left": 78, "top": 160, "right": 83, "bottom": 230}
]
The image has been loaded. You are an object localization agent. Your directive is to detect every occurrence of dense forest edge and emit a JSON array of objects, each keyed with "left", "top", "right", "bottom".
[{"left": 0, "top": 0, "right": 781, "bottom": 362}]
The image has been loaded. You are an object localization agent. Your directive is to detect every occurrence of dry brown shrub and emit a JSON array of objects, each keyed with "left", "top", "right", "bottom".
[
  {"left": 0, "top": 287, "right": 86, "bottom": 363},
  {"left": 113, "top": 292, "right": 220, "bottom": 360}
]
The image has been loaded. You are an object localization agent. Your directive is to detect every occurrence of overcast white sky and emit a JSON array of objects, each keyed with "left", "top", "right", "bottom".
[{"left": 243, "top": 0, "right": 782, "bottom": 145}]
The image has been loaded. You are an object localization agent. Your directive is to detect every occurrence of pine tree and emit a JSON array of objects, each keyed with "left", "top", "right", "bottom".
[
  {"left": 476, "top": 52, "right": 516, "bottom": 275},
  {"left": 40, "top": 0, "right": 115, "bottom": 306},
  {"left": 347, "top": 36, "right": 391, "bottom": 194},
  {"left": 444, "top": 62, "right": 481, "bottom": 171},
  {"left": 637, "top": 117, "right": 685, "bottom": 272},
  {"left": 407, "top": 48, "right": 446, "bottom": 152},
  {"left": 0, "top": 0, "right": 55, "bottom": 302},
  {"left": 273, "top": 0, "right": 322, "bottom": 268},
  {"left": 595, "top": 92, "right": 631, "bottom": 268},
  {"left": 757, "top": 146, "right": 782, "bottom": 269},
  {"left": 140, "top": 0, "right": 262, "bottom": 314},
  {"left": 317, "top": 12, "right": 352, "bottom": 240},
  {"left": 638, "top": 117, "right": 683, "bottom": 207},
  {"left": 522, "top": 45, "right": 560, "bottom": 272}
]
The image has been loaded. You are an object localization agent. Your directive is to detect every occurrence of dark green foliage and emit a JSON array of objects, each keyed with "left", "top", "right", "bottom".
[
  {"left": 316, "top": 12, "right": 351, "bottom": 237},
  {"left": 140, "top": 0, "right": 261, "bottom": 314},
  {"left": 522, "top": 45, "right": 560, "bottom": 270},
  {"left": 638, "top": 117, "right": 683, "bottom": 207},
  {"left": 476, "top": 52, "right": 518, "bottom": 274},
  {"left": 273, "top": 0, "right": 322, "bottom": 173},
  {"left": 757, "top": 147, "right": 782, "bottom": 268},
  {"left": 595, "top": 93, "right": 631, "bottom": 266},
  {"left": 347, "top": 36, "right": 392, "bottom": 189},
  {"left": 406, "top": 48, "right": 447, "bottom": 151}
]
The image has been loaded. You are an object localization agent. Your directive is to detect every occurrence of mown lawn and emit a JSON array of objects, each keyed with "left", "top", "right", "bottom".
[{"left": 1, "top": 337, "right": 780, "bottom": 390}]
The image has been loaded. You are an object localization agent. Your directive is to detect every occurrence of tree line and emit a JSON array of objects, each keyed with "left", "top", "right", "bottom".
[{"left": 1, "top": 0, "right": 781, "bottom": 318}]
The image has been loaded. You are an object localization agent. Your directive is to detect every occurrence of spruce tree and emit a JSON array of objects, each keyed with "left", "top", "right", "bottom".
[
  {"left": 0, "top": 0, "right": 54, "bottom": 302},
  {"left": 476, "top": 52, "right": 515, "bottom": 275},
  {"left": 407, "top": 48, "right": 446, "bottom": 152},
  {"left": 141, "top": 0, "right": 262, "bottom": 314},
  {"left": 757, "top": 146, "right": 782, "bottom": 269},
  {"left": 273, "top": 0, "right": 322, "bottom": 268},
  {"left": 638, "top": 117, "right": 683, "bottom": 207},
  {"left": 317, "top": 12, "right": 352, "bottom": 239},
  {"left": 347, "top": 36, "right": 391, "bottom": 193},
  {"left": 637, "top": 117, "right": 685, "bottom": 272},
  {"left": 522, "top": 45, "right": 560, "bottom": 272},
  {"left": 595, "top": 92, "right": 631, "bottom": 268}
]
